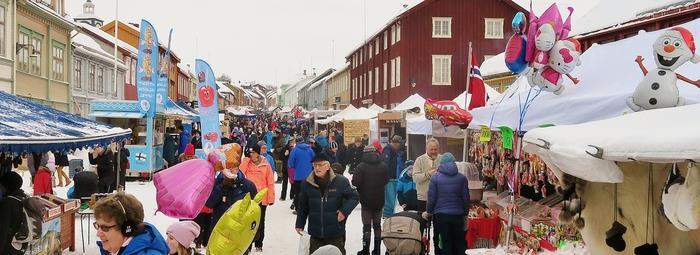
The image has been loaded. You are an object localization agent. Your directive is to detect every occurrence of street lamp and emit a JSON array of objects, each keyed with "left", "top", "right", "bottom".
[{"left": 16, "top": 43, "right": 38, "bottom": 57}]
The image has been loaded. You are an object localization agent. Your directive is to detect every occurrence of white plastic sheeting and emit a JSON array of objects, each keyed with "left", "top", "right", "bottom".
[
  {"left": 523, "top": 103, "right": 700, "bottom": 183},
  {"left": 470, "top": 18, "right": 700, "bottom": 131},
  {"left": 316, "top": 105, "right": 358, "bottom": 124}
]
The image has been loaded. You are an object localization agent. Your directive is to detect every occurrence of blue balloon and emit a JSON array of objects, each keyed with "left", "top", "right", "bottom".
[{"left": 505, "top": 34, "right": 528, "bottom": 74}]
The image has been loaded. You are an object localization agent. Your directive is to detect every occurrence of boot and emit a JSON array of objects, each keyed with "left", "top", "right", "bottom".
[
  {"left": 357, "top": 232, "right": 370, "bottom": 255},
  {"left": 371, "top": 238, "right": 381, "bottom": 255}
]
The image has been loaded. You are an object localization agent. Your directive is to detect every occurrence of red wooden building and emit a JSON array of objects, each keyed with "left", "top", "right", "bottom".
[{"left": 347, "top": 0, "right": 525, "bottom": 108}]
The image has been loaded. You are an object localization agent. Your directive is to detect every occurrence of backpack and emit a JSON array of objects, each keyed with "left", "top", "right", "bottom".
[
  {"left": 381, "top": 211, "right": 426, "bottom": 255},
  {"left": 8, "top": 195, "right": 43, "bottom": 253}
]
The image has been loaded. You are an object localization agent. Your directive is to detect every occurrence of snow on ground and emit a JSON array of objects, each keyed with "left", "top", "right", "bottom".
[{"left": 14, "top": 166, "right": 408, "bottom": 255}]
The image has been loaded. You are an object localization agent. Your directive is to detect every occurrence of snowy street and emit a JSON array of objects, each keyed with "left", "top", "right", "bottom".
[{"left": 14, "top": 165, "right": 393, "bottom": 255}]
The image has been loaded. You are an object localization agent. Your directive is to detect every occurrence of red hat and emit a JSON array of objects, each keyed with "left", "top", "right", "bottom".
[
  {"left": 184, "top": 144, "right": 195, "bottom": 156},
  {"left": 672, "top": 27, "right": 696, "bottom": 54}
]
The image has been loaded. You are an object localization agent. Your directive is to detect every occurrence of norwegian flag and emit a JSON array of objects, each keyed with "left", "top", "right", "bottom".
[{"left": 468, "top": 53, "right": 487, "bottom": 110}]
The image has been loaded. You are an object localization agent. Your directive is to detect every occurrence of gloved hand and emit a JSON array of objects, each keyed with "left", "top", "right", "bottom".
[{"left": 422, "top": 212, "right": 433, "bottom": 221}]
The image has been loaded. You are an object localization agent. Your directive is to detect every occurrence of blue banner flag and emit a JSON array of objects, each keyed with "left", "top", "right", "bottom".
[
  {"left": 195, "top": 59, "right": 221, "bottom": 150},
  {"left": 136, "top": 20, "right": 159, "bottom": 117}
]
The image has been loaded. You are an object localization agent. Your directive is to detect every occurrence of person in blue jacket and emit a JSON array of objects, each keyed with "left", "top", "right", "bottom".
[
  {"left": 315, "top": 130, "right": 329, "bottom": 150},
  {"left": 381, "top": 135, "right": 406, "bottom": 217},
  {"left": 263, "top": 129, "right": 273, "bottom": 150},
  {"left": 426, "top": 152, "right": 469, "bottom": 255},
  {"left": 288, "top": 137, "right": 315, "bottom": 212},
  {"left": 203, "top": 163, "right": 258, "bottom": 244},
  {"left": 397, "top": 160, "right": 418, "bottom": 211},
  {"left": 93, "top": 192, "right": 169, "bottom": 255},
  {"left": 258, "top": 141, "right": 276, "bottom": 174}
]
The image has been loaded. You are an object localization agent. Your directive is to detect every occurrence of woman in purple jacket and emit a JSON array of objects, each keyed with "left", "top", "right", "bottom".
[{"left": 426, "top": 152, "right": 469, "bottom": 255}]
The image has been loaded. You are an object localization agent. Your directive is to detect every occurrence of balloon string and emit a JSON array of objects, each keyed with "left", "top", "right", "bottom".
[
  {"left": 613, "top": 183, "right": 618, "bottom": 222},
  {"left": 645, "top": 163, "right": 651, "bottom": 243}
]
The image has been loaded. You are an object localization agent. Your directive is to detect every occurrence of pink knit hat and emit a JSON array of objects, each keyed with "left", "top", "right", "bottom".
[{"left": 166, "top": 221, "right": 200, "bottom": 247}]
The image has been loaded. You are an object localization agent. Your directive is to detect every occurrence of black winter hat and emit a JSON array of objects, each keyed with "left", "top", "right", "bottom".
[
  {"left": 312, "top": 153, "right": 332, "bottom": 163},
  {"left": 1, "top": 171, "right": 23, "bottom": 192},
  {"left": 605, "top": 221, "right": 627, "bottom": 252}
]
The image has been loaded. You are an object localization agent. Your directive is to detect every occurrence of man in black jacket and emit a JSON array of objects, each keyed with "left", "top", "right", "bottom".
[
  {"left": 0, "top": 172, "right": 27, "bottom": 255},
  {"left": 351, "top": 147, "right": 389, "bottom": 255},
  {"left": 295, "top": 153, "right": 359, "bottom": 254},
  {"left": 346, "top": 137, "right": 365, "bottom": 174}
]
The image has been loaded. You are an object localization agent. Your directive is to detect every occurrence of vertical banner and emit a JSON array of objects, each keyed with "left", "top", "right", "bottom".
[
  {"left": 156, "top": 29, "right": 173, "bottom": 112},
  {"left": 136, "top": 19, "right": 158, "bottom": 117},
  {"left": 196, "top": 59, "right": 221, "bottom": 151}
]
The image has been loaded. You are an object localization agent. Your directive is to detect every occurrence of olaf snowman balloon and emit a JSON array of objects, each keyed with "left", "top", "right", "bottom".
[{"left": 628, "top": 27, "right": 700, "bottom": 111}]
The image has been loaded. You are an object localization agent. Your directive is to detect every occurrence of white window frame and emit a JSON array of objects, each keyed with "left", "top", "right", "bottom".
[
  {"left": 396, "top": 23, "right": 401, "bottom": 42},
  {"left": 432, "top": 17, "right": 452, "bottom": 38},
  {"left": 360, "top": 74, "right": 364, "bottom": 98},
  {"left": 368, "top": 70, "right": 373, "bottom": 95},
  {"left": 391, "top": 25, "right": 396, "bottom": 45},
  {"left": 390, "top": 59, "right": 395, "bottom": 88},
  {"left": 432, "top": 55, "right": 452, "bottom": 85},
  {"left": 375, "top": 38, "right": 379, "bottom": 55},
  {"left": 383, "top": 62, "right": 388, "bottom": 90},
  {"left": 484, "top": 18, "right": 504, "bottom": 39},
  {"left": 384, "top": 31, "right": 388, "bottom": 49},
  {"left": 374, "top": 67, "right": 379, "bottom": 93},
  {"left": 369, "top": 44, "right": 373, "bottom": 59},
  {"left": 0, "top": 5, "right": 6, "bottom": 57},
  {"left": 391, "top": 57, "right": 401, "bottom": 87}
]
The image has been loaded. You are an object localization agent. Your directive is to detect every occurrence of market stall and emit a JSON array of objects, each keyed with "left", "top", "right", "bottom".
[
  {"left": 90, "top": 98, "right": 194, "bottom": 176},
  {"left": 522, "top": 103, "right": 700, "bottom": 254},
  {"left": 0, "top": 91, "right": 131, "bottom": 253}
]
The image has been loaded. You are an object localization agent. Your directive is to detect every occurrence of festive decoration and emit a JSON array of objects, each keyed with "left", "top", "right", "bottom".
[
  {"left": 207, "top": 189, "right": 268, "bottom": 255},
  {"left": 154, "top": 159, "right": 216, "bottom": 218},
  {"left": 424, "top": 99, "right": 473, "bottom": 128},
  {"left": 522, "top": 4, "right": 579, "bottom": 95},
  {"left": 627, "top": 27, "right": 700, "bottom": 111},
  {"left": 505, "top": 12, "right": 528, "bottom": 74}
]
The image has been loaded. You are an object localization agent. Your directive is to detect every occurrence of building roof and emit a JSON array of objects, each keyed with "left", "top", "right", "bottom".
[
  {"left": 576, "top": 0, "right": 700, "bottom": 38},
  {"left": 73, "top": 33, "right": 128, "bottom": 70},
  {"left": 101, "top": 20, "right": 181, "bottom": 62},
  {"left": 77, "top": 22, "right": 138, "bottom": 55},
  {"left": 307, "top": 76, "right": 331, "bottom": 91},
  {"left": 25, "top": 0, "right": 77, "bottom": 29},
  {"left": 572, "top": 0, "right": 690, "bottom": 36}
]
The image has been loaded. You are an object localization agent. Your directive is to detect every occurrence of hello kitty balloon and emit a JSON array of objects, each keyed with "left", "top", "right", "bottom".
[{"left": 627, "top": 27, "right": 700, "bottom": 111}]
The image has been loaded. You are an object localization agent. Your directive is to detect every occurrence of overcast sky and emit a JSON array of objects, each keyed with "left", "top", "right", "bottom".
[{"left": 66, "top": 0, "right": 420, "bottom": 86}]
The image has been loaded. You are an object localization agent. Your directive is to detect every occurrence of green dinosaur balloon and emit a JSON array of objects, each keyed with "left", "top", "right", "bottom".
[{"left": 207, "top": 188, "right": 268, "bottom": 255}]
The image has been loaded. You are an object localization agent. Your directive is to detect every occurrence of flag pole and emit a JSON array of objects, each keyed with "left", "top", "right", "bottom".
[{"left": 462, "top": 42, "right": 472, "bottom": 162}]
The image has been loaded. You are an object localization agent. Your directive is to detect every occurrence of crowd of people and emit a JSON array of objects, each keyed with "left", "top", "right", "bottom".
[{"left": 0, "top": 112, "right": 474, "bottom": 255}]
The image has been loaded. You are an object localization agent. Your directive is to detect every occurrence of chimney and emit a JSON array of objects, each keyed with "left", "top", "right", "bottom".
[
  {"left": 303, "top": 69, "right": 307, "bottom": 76},
  {"left": 403, "top": 4, "right": 408, "bottom": 8}
]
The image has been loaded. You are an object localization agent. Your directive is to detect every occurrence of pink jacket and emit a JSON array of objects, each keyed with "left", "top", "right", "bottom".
[{"left": 240, "top": 157, "right": 276, "bottom": 205}]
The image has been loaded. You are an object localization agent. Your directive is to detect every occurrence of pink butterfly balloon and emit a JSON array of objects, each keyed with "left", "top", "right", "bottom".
[{"left": 154, "top": 158, "right": 216, "bottom": 218}]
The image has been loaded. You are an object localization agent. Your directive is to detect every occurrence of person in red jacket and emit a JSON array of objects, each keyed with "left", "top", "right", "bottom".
[{"left": 33, "top": 166, "right": 52, "bottom": 195}]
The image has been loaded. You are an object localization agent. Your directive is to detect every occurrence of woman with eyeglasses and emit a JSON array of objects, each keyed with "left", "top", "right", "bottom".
[{"left": 93, "top": 192, "right": 169, "bottom": 255}]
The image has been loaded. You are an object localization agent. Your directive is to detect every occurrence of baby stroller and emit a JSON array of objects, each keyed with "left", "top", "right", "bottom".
[{"left": 381, "top": 211, "right": 429, "bottom": 255}]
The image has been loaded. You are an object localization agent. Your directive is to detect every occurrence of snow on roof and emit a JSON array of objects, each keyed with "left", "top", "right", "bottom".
[
  {"left": 73, "top": 34, "right": 128, "bottom": 70},
  {"left": 480, "top": 52, "right": 509, "bottom": 77},
  {"left": 307, "top": 76, "right": 331, "bottom": 91},
  {"left": 217, "top": 81, "right": 234, "bottom": 95},
  {"left": 572, "top": 0, "right": 689, "bottom": 36},
  {"left": 77, "top": 23, "right": 138, "bottom": 55},
  {"left": 29, "top": 0, "right": 77, "bottom": 28}
]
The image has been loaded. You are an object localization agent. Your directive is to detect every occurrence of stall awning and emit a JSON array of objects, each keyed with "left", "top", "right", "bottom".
[
  {"left": 89, "top": 111, "right": 145, "bottom": 119},
  {"left": 0, "top": 91, "right": 131, "bottom": 153}
]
